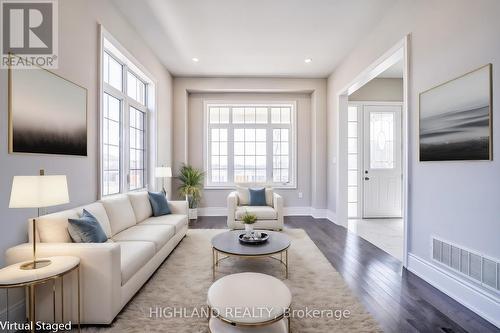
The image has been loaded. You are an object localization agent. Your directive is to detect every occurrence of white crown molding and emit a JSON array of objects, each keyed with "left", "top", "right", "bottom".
[{"left": 407, "top": 253, "right": 500, "bottom": 328}]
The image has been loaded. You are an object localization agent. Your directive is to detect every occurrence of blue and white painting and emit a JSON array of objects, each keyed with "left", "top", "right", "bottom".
[{"left": 419, "top": 65, "right": 491, "bottom": 161}]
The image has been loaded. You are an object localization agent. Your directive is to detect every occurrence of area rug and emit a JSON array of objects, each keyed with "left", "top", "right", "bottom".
[{"left": 84, "top": 229, "right": 381, "bottom": 332}]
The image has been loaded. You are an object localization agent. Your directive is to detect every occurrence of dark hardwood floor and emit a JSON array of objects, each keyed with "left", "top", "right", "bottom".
[{"left": 190, "top": 216, "right": 499, "bottom": 333}]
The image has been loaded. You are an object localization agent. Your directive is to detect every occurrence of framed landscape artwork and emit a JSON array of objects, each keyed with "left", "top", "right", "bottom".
[
  {"left": 8, "top": 62, "right": 88, "bottom": 156},
  {"left": 419, "top": 64, "right": 492, "bottom": 161}
]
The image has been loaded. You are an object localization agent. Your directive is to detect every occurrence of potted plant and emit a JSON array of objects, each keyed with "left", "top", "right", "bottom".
[
  {"left": 241, "top": 210, "right": 257, "bottom": 237},
  {"left": 178, "top": 164, "right": 204, "bottom": 220}
]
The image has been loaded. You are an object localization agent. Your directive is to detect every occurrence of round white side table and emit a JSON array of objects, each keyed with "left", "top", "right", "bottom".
[{"left": 0, "top": 256, "right": 81, "bottom": 333}]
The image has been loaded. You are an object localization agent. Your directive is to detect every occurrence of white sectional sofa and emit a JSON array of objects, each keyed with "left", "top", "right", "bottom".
[{"left": 6, "top": 191, "right": 188, "bottom": 324}]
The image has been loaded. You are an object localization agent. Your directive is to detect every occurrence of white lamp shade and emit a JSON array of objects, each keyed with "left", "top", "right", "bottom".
[
  {"left": 9, "top": 175, "right": 69, "bottom": 208},
  {"left": 155, "top": 167, "right": 172, "bottom": 178}
]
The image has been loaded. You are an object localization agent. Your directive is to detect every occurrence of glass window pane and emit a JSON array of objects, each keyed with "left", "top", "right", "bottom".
[
  {"left": 244, "top": 107, "right": 255, "bottom": 123},
  {"left": 136, "top": 79, "right": 145, "bottom": 105},
  {"left": 211, "top": 156, "right": 220, "bottom": 169},
  {"left": 211, "top": 128, "right": 219, "bottom": 141},
  {"left": 255, "top": 129, "right": 266, "bottom": 141},
  {"left": 281, "top": 108, "right": 291, "bottom": 124},
  {"left": 280, "top": 129, "right": 289, "bottom": 141},
  {"left": 220, "top": 156, "right": 227, "bottom": 168},
  {"left": 256, "top": 169, "right": 266, "bottom": 182},
  {"left": 280, "top": 156, "right": 289, "bottom": 169},
  {"left": 107, "top": 54, "right": 122, "bottom": 91},
  {"left": 212, "top": 142, "right": 220, "bottom": 155},
  {"left": 273, "top": 142, "right": 280, "bottom": 155},
  {"left": 370, "top": 112, "right": 395, "bottom": 169},
  {"left": 234, "top": 142, "right": 244, "bottom": 155},
  {"left": 127, "top": 72, "right": 137, "bottom": 101},
  {"left": 219, "top": 142, "right": 227, "bottom": 155},
  {"left": 233, "top": 108, "right": 244, "bottom": 123},
  {"left": 280, "top": 142, "right": 289, "bottom": 155},
  {"left": 273, "top": 169, "right": 281, "bottom": 182},
  {"left": 107, "top": 94, "right": 120, "bottom": 121},
  {"left": 348, "top": 122, "right": 358, "bottom": 138},
  {"left": 256, "top": 107, "right": 267, "bottom": 123},
  {"left": 210, "top": 107, "right": 219, "bottom": 124},
  {"left": 348, "top": 170, "right": 358, "bottom": 186},
  {"left": 255, "top": 142, "right": 266, "bottom": 155},
  {"left": 256, "top": 156, "right": 266, "bottom": 168},
  {"left": 234, "top": 129, "right": 244, "bottom": 141},
  {"left": 234, "top": 156, "right": 244, "bottom": 169},
  {"left": 245, "top": 142, "right": 255, "bottom": 155},
  {"left": 108, "top": 121, "right": 120, "bottom": 145},
  {"left": 280, "top": 169, "right": 289, "bottom": 183},
  {"left": 219, "top": 129, "right": 227, "bottom": 141},
  {"left": 273, "top": 129, "right": 280, "bottom": 141},
  {"left": 271, "top": 108, "right": 280, "bottom": 123},
  {"left": 348, "top": 154, "right": 358, "bottom": 170},
  {"left": 245, "top": 129, "right": 255, "bottom": 141},
  {"left": 219, "top": 108, "right": 229, "bottom": 124},
  {"left": 348, "top": 138, "right": 357, "bottom": 154}
]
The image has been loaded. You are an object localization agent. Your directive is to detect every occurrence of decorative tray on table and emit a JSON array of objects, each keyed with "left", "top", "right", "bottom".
[{"left": 238, "top": 232, "right": 270, "bottom": 245}]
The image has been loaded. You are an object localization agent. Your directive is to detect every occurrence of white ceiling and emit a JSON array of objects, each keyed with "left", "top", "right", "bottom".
[
  {"left": 377, "top": 59, "right": 404, "bottom": 78},
  {"left": 113, "top": 0, "right": 397, "bottom": 78}
]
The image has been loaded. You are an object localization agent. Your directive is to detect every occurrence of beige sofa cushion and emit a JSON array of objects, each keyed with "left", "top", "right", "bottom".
[
  {"left": 235, "top": 206, "right": 277, "bottom": 220},
  {"left": 116, "top": 241, "right": 155, "bottom": 285},
  {"left": 73, "top": 202, "right": 112, "bottom": 238},
  {"left": 100, "top": 195, "right": 136, "bottom": 236},
  {"left": 236, "top": 185, "right": 273, "bottom": 206},
  {"left": 139, "top": 214, "right": 188, "bottom": 233},
  {"left": 36, "top": 210, "right": 79, "bottom": 243},
  {"left": 112, "top": 225, "right": 175, "bottom": 251},
  {"left": 128, "top": 192, "right": 153, "bottom": 222}
]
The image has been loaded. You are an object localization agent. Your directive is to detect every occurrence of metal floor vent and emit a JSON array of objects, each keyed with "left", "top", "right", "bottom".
[{"left": 432, "top": 237, "right": 500, "bottom": 292}]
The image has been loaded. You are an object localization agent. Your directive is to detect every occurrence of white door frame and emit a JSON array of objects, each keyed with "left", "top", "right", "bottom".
[{"left": 335, "top": 35, "right": 410, "bottom": 267}]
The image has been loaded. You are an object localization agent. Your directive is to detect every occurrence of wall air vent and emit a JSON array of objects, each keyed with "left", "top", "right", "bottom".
[{"left": 432, "top": 237, "right": 500, "bottom": 292}]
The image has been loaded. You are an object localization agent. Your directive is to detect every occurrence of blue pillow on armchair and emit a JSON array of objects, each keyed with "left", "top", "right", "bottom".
[
  {"left": 68, "top": 209, "right": 108, "bottom": 243},
  {"left": 148, "top": 191, "right": 172, "bottom": 216},
  {"left": 249, "top": 188, "right": 267, "bottom": 206}
]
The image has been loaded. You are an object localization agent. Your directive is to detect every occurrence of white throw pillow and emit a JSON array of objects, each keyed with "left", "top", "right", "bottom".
[
  {"left": 100, "top": 195, "right": 137, "bottom": 236},
  {"left": 128, "top": 191, "right": 153, "bottom": 222},
  {"left": 36, "top": 210, "right": 78, "bottom": 243}
]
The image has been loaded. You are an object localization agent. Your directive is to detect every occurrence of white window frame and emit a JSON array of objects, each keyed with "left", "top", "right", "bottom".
[
  {"left": 203, "top": 100, "right": 297, "bottom": 189},
  {"left": 99, "top": 26, "right": 157, "bottom": 198}
]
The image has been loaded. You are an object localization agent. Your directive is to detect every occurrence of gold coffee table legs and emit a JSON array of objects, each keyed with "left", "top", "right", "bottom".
[{"left": 212, "top": 247, "right": 289, "bottom": 280}]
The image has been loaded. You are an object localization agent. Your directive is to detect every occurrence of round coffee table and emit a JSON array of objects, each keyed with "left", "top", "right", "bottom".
[
  {"left": 211, "top": 230, "right": 290, "bottom": 280},
  {"left": 207, "top": 272, "right": 291, "bottom": 332}
]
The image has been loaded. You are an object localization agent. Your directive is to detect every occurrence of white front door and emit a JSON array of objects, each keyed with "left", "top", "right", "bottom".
[{"left": 363, "top": 105, "right": 402, "bottom": 218}]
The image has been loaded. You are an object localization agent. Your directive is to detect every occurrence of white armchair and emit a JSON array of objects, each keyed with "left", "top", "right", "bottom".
[{"left": 227, "top": 187, "right": 284, "bottom": 230}]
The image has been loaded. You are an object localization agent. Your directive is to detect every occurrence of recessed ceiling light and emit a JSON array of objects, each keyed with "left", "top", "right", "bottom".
[
  {"left": 304, "top": 58, "right": 312, "bottom": 63},
  {"left": 192, "top": 57, "right": 199, "bottom": 62}
]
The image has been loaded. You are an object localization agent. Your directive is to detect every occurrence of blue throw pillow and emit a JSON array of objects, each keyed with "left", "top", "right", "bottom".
[
  {"left": 148, "top": 191, "right": 171, "bottom": 216},
  {"left": 249, "top": 188, "right": 267, "bottom": 206},
  {"left": 68, "top": 209, "right": 107, "bottom": 243}
]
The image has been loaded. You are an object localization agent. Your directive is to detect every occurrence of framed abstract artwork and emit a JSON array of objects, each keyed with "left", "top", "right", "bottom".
[
  {"left": 8, "top": 59, "right": 88, "bottom": 156},
  {"left": 419, "top": 64, "right": 492, "bottom": 161}
]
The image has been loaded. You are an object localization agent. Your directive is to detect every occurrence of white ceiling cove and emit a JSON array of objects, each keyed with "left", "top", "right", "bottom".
[{"left": 113, "top": 0, "right": 397, "bottom": 77}]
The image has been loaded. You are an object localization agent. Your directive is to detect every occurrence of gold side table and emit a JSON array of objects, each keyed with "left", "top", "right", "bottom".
[{"left": 0, "top": 256, "right": 81, "bottom": 333}]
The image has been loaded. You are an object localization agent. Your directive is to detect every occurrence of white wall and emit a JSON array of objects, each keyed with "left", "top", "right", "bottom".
[
  {"left": 349, "top": 78, "right": 403, "bottom": 101},
  {"left": 188, "top": 92, "right": 312, "bottom": 208},
  {"left": 173, "top": 77, "right": 327, "bottom": 210},
  {"left": 0, "top": 0, "right": 172, "bottom": 319},
  {"left": 327, "top": 0, "right": 500, "bottom": 324}
]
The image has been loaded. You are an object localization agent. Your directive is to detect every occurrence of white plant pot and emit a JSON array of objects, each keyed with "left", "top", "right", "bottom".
[
  {"left": 189, "top": 208, "right": 198, "bottom": 220},
  {"left": 244, "top": 224, "right": 254, "bottom": 237}
]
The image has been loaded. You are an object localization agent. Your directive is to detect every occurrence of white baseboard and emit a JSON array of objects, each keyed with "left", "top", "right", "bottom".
[
  {"left": 198, "top": 206, "right": 338, "bottom": 219},
  {"left": 407, "top": 253, "right": 500, "bottom": 328},
  {"left": 197, "top": 207, "right": 228, "bottom": 216},
  {"left": 283, "top": 207, "right": 311, "bottom": 216}
]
